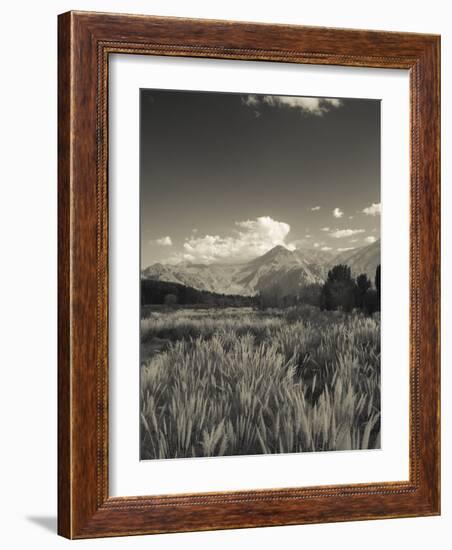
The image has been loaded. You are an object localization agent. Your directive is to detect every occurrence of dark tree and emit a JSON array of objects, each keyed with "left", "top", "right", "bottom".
[
  {"left": 374, "top": 264, "right": 381, "bottom": 312},
  {"left": 355, "top": 273, "right": 371, "bottom": 309},
  {"left": 375, "top": 264, "right": 381, "bottom": 297},
  {"left": 297, "top": 283, "right": 322, "bottom": 308},
  {"left": 164, "top": 293, "right": 178, "bottom": 307},
  {"left": 328, "top": 264, "right": 352, "bottom": 282},
  {"left": 320, "top": 264, "right": 356, "bottom": 312},
  {"left": 363, "top": 289, "right": 379, "bottom": 314}
]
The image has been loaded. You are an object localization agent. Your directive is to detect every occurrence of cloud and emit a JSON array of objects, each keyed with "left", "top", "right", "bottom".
[
  {"left": 311, "top": 206, "right": 321, "bottom": 211},
  {"left": 330, "top": 229, "right": 365, "bottom": 239},
  {"left": 242, "top": 95, "right": 342, "bottom": 116},
  {"left": 321, "top": 227, "right": 330, "bottom": 232},
  {"left": 365, "top": 236, "right": 377, "bottom": 244},
  {"left": 241, "top": 95, "right": 262, "bottom": 118},
  {"left": 333, "top": 208, "right": 344, "bottom": 218},
  {"left": 242, "top": 95, "right": 259, "bottom": 107},
  {"left": 362, "top": 202, "right": 381, "bottom": 216},
  {"left": 288, "top": 236, "right": 312, "bottom": 249},
  {"left": 172, "top": 216, "right": 292, "bottom": 264},
  {"left": 321, "top": 246, "right": 332, "bottom": 251},
  {"left": 154, "top": 236, "right": 173, "bottom": 246},
  {"left": 338, "top": 247, "right": 355, "bottom": 252}
]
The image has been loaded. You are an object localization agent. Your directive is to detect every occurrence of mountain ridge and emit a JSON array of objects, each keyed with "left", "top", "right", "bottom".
[{"left": 142, "top": 240, "right": 380, "bottom": 297}]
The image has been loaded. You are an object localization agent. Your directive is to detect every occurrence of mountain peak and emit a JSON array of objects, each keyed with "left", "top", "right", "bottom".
[
  {"left": 262, "top": 244, "right": 293, "bottom": 257},
  {"left": 246, "top": 245, "right": 294, "bottom": 266},
  {"left": 141, "top": 239, "right": 380, "bottom": 297}
]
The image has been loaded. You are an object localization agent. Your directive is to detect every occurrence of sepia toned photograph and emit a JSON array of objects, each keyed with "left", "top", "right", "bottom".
[{"left": 139, "top": 88, "right": 381, "bottom": 460}]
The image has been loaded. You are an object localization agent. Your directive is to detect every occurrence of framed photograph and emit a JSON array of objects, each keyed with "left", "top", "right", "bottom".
[{"left": 58, "top": 11, "right": 440, "bottom": 538}]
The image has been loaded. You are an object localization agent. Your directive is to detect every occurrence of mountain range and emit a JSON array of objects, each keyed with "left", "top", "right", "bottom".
[{"left": 141, "top": 239, "right": 380, "bottom": 297}]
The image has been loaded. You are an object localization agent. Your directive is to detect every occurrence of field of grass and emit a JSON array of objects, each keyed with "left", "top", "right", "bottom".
[{"left": 140, "top": 306, "right": 380, "bottom": 460}]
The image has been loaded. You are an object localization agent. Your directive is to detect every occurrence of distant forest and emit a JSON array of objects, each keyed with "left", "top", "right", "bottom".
[
  {"left": 141, "top": 279, "right": 257, "bottom": 308},
  {"left": 141, "top": 263, "right": 381, "bottom": 314}
]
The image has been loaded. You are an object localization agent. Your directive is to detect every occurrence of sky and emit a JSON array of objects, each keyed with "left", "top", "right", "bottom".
[{"left": 140, "top": 89, "right": 380, "bottom": 267}]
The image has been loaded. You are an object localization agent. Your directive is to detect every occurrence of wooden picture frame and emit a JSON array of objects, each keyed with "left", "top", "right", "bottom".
[{"left": 58, "top": 11, "right": 440, "bottom": 539}]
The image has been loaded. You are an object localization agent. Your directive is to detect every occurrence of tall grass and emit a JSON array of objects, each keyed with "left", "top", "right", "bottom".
[{"left": 140, "top": 307, "right": 380, "bottom": 459}]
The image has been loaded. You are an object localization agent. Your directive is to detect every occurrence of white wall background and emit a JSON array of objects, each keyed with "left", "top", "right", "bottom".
[{"left": 0, "top": 1, "right": 449, "bottom": 548}]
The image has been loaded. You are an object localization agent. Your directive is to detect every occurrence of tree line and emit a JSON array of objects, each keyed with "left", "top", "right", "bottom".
[
  {"left": 258, "top": 264, "right": 381, "bottom": 314},
  {"left": 141, "top": 279, "right": 257, "bottom": 307},
  {"left": 320, "top": 264, "right": 380, "bottom": 313},
  {"left": 142, "top": 264, "right": 381, "bottom": 314}
]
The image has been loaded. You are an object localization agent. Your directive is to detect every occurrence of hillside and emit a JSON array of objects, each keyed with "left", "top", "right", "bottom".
[
  {"left": 142, "top": 240, "right": 380, "bottom": 297},
  {"left": 330, "top": 239, "right": 380, "bottom": 278}
]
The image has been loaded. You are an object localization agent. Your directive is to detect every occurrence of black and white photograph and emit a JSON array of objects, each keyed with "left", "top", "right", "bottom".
[
  {"left": 139, "top": 88, "right": 381, "bottom": 460},
  {"left": 0, "top": 0, "right": 445, "bottom": 545}
]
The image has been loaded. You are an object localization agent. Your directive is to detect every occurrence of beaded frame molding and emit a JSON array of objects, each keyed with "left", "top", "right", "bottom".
[{"left": 58, "top": 11, "right": 440, "bottom": 539}]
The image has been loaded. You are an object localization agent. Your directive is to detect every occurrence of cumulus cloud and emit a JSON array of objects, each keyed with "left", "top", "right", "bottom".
[
  {"left": 365, "top": 236, "right": 377, "bottom": 244},
  {"left": 311, "top": 206, "right": 321, "bottom": 211},
  {"left": 154, "top": 236, "right": 173, "bottom": 246},
  {"left": 333, "top": 208, "right": 344, "bottom": 218},
  {"left": 242, "top": 95, "right": 342, "bottom": 116},
  {"left": 321, "top": 227, "right": 330, "bottom": 232},
  {"left": 362, "top": 202, "right": 381, "bottom": 216},
  {"left": 172, "top": 216, "right": 292, "bottom": 264},
  {"left": 338, "top": 247, "right": 355, "bottom": 252},
  {"left": 321, "top": 246, "right": 332, "bottom": 251},
  {"left": 330, "top": 229, "right": 365, "bottom": 239}
]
